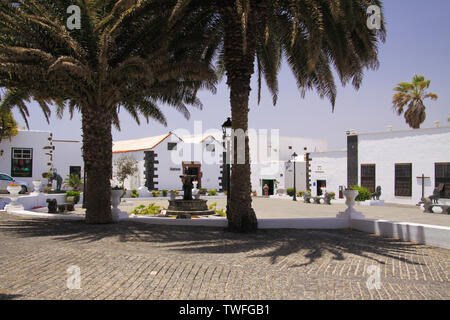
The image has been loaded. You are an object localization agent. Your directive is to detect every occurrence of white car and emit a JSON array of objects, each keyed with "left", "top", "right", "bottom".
[{"left": 0, "top": 173, "right": 29, "bottom": 194}]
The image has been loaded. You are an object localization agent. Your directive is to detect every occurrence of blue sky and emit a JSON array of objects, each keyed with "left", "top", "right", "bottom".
[{"left": 11, "top": 0, "right": 450, "bottom": 150}]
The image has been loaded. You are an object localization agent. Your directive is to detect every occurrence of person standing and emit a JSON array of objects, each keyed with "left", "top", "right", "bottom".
[{"left": 263, "top": 184, "right": 269, "bottom": 197}]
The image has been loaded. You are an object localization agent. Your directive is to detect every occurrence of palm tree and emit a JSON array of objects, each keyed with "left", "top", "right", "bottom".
[
  {"left": 393, "top": 75, "right": 438, "bottom": 129},
  {"left": 0, "top": 0, "right": 217, "bottom": 223},
  {"left": 170, "top": 0, "right": 386, "bottom": 232}
]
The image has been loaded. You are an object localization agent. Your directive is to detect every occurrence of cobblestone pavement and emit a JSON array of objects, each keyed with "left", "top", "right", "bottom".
[{"left": 0, "top": 213, "right": 449, "bottom": 300}]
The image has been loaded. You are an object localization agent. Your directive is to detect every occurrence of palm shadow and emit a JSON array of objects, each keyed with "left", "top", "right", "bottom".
[{"left": 0, "top": 216, "right": 430, "bottom": 268}]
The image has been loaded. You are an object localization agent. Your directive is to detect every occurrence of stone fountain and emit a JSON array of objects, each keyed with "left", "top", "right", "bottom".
[{"left": 166, "top": 174, "right": 214, "bottom": 218}]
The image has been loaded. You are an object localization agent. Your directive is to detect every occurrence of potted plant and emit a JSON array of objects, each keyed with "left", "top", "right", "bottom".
[{"left": 7, "top": 182, "right": 22, "bottom": 195}]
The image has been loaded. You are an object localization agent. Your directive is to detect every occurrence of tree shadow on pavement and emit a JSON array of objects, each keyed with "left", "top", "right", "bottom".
[{"left": 0, "top": 215, "right": 432, "bottom": 268}]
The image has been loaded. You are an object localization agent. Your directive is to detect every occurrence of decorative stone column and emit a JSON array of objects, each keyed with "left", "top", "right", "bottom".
[
  {"left": 336, "top": 189, "right": 365, "bottom": 219},
  {"left": 5, "top": 185, "right": 24, "bottom": 212}
]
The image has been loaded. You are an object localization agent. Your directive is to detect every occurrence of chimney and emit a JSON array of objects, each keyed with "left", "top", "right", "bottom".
[
  {"left": 434, "top": 121, "right": 440, "bottom": 128},
  {"left": 387, "top": 125, "right": 393, "bottom": 132}
]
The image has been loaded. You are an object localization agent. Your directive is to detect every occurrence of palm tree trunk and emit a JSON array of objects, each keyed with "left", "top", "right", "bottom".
[
  {"left": 82, "top": 106, "right": 113, "bottom": 224},
  {"left": 222, "top": 4, "right": 258, "bottom": 232}
]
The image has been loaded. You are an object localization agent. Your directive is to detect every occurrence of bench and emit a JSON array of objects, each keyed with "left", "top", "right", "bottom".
[
  {"left": 309, "top": 193, "right": 332, "bottom": 205},
  {"left": 422, "top": 198, "right": 450, "bottom": 214}
]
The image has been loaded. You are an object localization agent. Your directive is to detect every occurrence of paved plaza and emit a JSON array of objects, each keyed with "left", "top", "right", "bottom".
[{"left": 0, "top": 209, "right": 449, "bottom": 300}]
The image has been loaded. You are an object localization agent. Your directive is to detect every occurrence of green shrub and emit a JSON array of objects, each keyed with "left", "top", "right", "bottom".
[
  {"left": 287, "top": 188, "right": 295, "bottom": 196},
  {"left": 329, "top": 192, "right": 336, "bottom": 200},
  {"left": 208, "top": 189, "right": 218, "bottom": 196},
  {"left": 131, "top": 203, "right": 165, "bottom": 215},
  {"left": 120, "top": 188, "right": 127, "bottom": 198},
  {"left": 130, "top": 189, "right": 139, "bottom": 198},
  {"left": 162, "top": 189, "right": 168, "bottom": 197},
  {"left": 208, "top": 202, "right": 226, "bottom": 217},
  {"left": 170, "top": 190, "right": 180, "bottom": 196},
  {"left": 65, "top": 190, "right": 80, "bottom": 204},
  {"left": 351, "top": 186, "right": 371, "bottom": 202},
  {"left": 199, "top": 188, "right": 207, "bottom": 195},
  {"left": 151, "top": 190, "right": 161, "bottom": 197}
]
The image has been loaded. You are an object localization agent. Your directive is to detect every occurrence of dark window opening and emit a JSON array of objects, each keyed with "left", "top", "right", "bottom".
[
  {"left": 168, "top": 142, "right": 177, "bottom": 151},
  {"left": 70, "top": 166, "right": 82, "bottom": 178},
  {"left": 435, "top": 163, "right": 450, "bottom": 199},
  {"left": 395, "top": 163, "right": 412, "bottom": 197},
  {"left": 11, "top": 148, "right": 33, "bottom": 177},
  {"left": 361, "top": 164, "right": 376, "bottom": 193}
]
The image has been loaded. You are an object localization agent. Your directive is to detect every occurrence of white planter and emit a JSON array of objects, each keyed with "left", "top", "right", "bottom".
[
  {"left": 337, "top": 190, "right": 365, "bottom": 219},
  {"left": 5, "top": 185, "right": 24, "bottom": 212},
  {"left": 111, "top": 189, "right": 128, "bottom": 221},
  {"left": 32, "top": 181, "right": 42, "bottom": 195}
]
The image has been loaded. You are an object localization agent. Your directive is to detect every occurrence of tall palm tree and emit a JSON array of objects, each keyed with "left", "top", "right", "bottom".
[
  {"left": 170, "top": 0, "right": 386, "bottom": 232},
  {"left": 0, "top": 0, "right": 217, "bottom": 223},
  {"left": 393, "top": 75, "right": 438, "bottom": 129}
]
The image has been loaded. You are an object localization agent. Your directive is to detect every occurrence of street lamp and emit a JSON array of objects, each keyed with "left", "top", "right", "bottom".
[
  {"left": 221, "top": 117, "right": 232, "bottom": 210},
  {"left": 290, "top": 152, "right": 298, "bottom": 201}
]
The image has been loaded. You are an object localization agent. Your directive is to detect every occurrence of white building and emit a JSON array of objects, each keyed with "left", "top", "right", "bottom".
[
  {"left": 0, "top": 129, "right": 83, "bottom": 190},
  {"left": 112, "top": 131, "right": 327, "bottom": 196},
  {"left": 308, "top": 124, "right": 450, "bottom": 204},
  {"left": 112, "top": 132, "right": 224, "bottom": 192},
  {"left": 307, "top": 150, "right": 347, "bottom": 198}
]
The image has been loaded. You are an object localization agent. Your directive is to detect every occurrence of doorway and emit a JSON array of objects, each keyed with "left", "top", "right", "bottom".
[
  {"left": 182, "top": 162, "right": 202, "bottom": 188},
  {"left": 317, "top": 180, "right": 327, "bottom": 196},
  {"left": 262, "top": 179, "right": 275, "bottom": 196}
]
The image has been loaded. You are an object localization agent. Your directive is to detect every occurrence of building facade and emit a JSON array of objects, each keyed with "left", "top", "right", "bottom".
[
  {"left": 0, "top": 130, "right": 83, "bottom": 189},
  {"left": 308, "top": 125, "right": 450, "bottom": 204}
]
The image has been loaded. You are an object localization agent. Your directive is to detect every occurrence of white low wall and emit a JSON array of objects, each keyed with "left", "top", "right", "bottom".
[
  {"left": 351, "top": 218, "right": 450, "bottom": 249},
  {"left": 15, "top": 193, "right": 83, "bottom": 210},
  {"left": 258, "top": 218, "right": 349, "bottom": 229}
]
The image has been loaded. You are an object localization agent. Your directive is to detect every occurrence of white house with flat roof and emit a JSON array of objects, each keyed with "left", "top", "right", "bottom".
[
  {"left": 0, "top": 129, "right": 83, "bottom": 191},
  {"left": 307, "top": 123, "right": 450, "bottom": 204}
]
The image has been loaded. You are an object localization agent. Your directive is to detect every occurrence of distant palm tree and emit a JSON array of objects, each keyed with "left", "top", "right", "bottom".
[
  {"left": 0, "top": 0, "right": 217, "bottom": 223},
  {"left": 393, "top": 75, "right": 438, "bottom": 129}
]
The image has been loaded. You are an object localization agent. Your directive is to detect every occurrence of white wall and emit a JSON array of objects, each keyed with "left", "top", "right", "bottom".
[
  {"left": 112, "top": 134, "right": 223, "bottom": 191},
  {"left": 309, "top": 151, "right": 347, "bottom": 197},
  {"left": 52, "top": 140, "right": 83, "bottom": 182},
  {"left": 358, "top": 127, "right": 450, "bottom": 204},
  {"left": 284, "top": 161, "right": 307, "bottom": 193},
  {"left": 0, "top": 130, "right": 52, "bottom": 186}
]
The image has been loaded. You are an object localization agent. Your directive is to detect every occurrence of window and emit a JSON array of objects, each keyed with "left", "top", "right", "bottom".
[
  {"left": 395, "top": 163, "right": 412, "bottom": 197},
  {"left": 11, "top": 148, "right": 33, "bottom": 177},
  {"left": 167, "top": 142, "right": 177, "bottom": 151},
  {"left": 206, "top": 144, "right": 215, "bottom": 152},
  {"left": 435, "top": 163, "right": 450, "bottom": 199},
  {"left": 361, "top": 164, "right": 376, "bottom": 193},
  {"left": 70, "top": 166, "right": 82, "bottom": 178}
]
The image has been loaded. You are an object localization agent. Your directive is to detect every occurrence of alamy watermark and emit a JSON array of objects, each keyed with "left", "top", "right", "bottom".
[
  {"left": 366, "top": 265, "right": 381, "bottom": 290},
  {"left": 66, "top": 265, "right": 81, "bottom": 290},
  {"left": 367, "top": 5, "right": 382, "bottom": 30}
]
